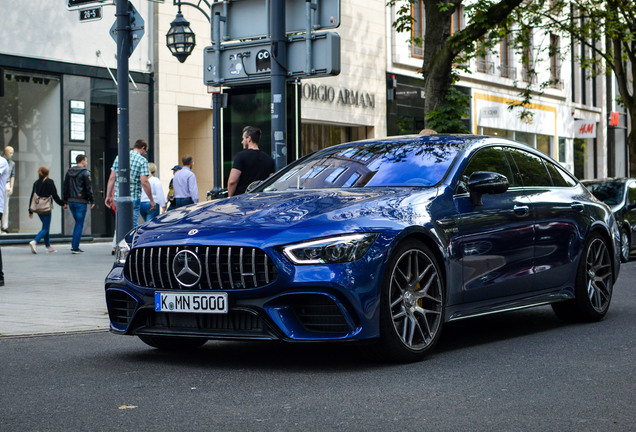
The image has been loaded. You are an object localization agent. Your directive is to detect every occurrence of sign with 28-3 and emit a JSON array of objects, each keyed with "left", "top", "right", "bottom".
[{"left": 79, "top": 7, "right": 102, "bottom": 22}]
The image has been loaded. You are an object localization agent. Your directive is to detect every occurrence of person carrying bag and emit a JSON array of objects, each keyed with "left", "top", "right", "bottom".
[
  {"left": 29, "top": 191, "right": 52, "bottom": 215},
  {"left": 28, "top": 166, "right": 66, "bottom": 254}
]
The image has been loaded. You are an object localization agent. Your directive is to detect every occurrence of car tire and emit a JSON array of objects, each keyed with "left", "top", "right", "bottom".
[
  {"left": 373, "top": 240, "right": 445, "bottom": 362},
  {"left": 552, "top": 232, "right": 613, "bottom": 322},
  {"left": 620, "top": 228, "right": 630, "bottom": 262},
  {"left": 138, "top": 335, "right": 208, "bottom": 350}
]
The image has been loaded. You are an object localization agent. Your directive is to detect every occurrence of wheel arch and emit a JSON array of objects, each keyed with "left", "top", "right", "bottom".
[
  {"left": 588, "top": 223, "right": 619, "bottom": 283},
  {"left": 387, "top": 230, "right": 448, "bottom": 289}
]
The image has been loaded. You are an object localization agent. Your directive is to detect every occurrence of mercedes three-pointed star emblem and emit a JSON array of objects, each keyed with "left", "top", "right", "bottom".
[{"left": 172, "top": 250, "right": 202, "bottom": 287}]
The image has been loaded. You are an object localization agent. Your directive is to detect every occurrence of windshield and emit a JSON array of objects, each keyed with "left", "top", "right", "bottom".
[
  {"left": 585, "top": 181, "right": 624, "bottom": 206},
  {"left": 261, "top": 141, "right": 459, "bottom": 191}
]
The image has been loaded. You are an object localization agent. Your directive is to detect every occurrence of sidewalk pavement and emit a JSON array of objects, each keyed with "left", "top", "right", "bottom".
[{"left": 0, "top": 241, "right": 115, "bottom": 337}]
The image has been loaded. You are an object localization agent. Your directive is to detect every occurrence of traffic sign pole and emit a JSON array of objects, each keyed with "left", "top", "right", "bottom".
[
  {"left": 271, "top": 0, "right": 287, "bottom": 171},
  {"left": 115, "top": 0, "right": 132, "bottom": 243}
]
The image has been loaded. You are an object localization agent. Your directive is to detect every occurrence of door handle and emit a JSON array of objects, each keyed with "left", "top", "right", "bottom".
[
  {"left": 571, "top": 202, "right": 585, "bottom": 212},
  {"left": 513, "top": 205, "right": 530, "bottom": 216}
]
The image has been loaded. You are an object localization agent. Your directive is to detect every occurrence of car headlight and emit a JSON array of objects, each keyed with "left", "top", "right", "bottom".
[
  {"left": 115, "top": 238, "right": 131, "bottom": 265},
  {"left": 282, "top": 233, "right": 378, "bottom": 264}
]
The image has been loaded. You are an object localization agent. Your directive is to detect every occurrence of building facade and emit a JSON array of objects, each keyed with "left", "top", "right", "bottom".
[{"left": 0, "top": 0, "right": 629, "bottom": 241}]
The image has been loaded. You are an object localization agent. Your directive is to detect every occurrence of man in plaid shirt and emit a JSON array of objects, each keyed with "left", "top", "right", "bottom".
[{"left": 105, "top": 139, "right": 155, "bottom": 228}]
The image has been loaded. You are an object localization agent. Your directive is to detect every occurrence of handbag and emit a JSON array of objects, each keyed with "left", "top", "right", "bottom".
[{"left": 30, "top": 192, "right": 52, "bottom": 215}]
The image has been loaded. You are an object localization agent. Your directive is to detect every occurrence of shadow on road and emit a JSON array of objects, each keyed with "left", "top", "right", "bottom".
[{"left": 110, "top": 306, "right": 575, "bottom": 370}]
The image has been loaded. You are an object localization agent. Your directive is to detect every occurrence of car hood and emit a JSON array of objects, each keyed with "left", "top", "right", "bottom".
[{"left": 133, "top": 188, "right": 438, "bottom": 247}]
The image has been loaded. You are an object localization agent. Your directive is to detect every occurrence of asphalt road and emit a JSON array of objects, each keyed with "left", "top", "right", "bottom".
[{"left": 1, "top": 262, "right": 635, "bottom": 431}]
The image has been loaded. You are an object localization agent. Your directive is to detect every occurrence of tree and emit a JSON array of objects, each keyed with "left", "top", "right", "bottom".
[
  {"left": 532, "top": 0, "right": 636, "bottom": 174},
  {"left": 389, "top": 0, "right": 526, "bottom": 132},
  {"left": 392, "top": 0, "right": 635, "bottom": 173}
]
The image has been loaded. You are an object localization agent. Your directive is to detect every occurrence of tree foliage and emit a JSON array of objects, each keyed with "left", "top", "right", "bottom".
[{"left": 390, "top": 0, "right": 636, "bottom": 173}]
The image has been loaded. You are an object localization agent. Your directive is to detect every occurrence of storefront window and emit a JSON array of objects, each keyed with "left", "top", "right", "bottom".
[
  {"left": 0, "top": 70, "right": 61, "bottom": 235},
  {"left": 536, "top": 134, "right": 551, "bottom": 157},
  {"left": 481, "top": 127, "right": 514, "bottom": 139},
  {"left": 558, "top": 137, "right": 566, "bottom": 162},
  {"left": 301, "top": 124, "right": 370, "bottom": 156},
  {"left": 573, "top": 138, "right": 586, "bottom": 179}
]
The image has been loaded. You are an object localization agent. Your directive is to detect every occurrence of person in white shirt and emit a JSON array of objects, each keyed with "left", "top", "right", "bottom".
[
  {"left": 140, "top": 163, "right": 167, "bottom": 222},
  {"left": 171, "top": 155, "right": 199, "bottom": 209},
  {"left": 0, "top": 155, "right": 8, "bottom": 285}
]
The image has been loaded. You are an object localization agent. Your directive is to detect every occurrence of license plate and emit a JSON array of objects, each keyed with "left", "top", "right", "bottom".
[{"left": 155, "top": 292, "right": 228, "bottom": 314}]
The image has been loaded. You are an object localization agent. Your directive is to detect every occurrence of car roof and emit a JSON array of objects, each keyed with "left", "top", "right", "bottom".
[{"left": 328, "top": 134, "right": 516, "bottom": 152}]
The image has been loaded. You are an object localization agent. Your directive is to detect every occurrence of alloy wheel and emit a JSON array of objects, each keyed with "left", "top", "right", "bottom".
[
  {"left": 620, "top": 230, "right": 630, "bottom": 262},
  {"left": 388, "top": 248, "right": 443, "bottom": 351},
  {"left": 584, "top": 237, "right": 613, "bottom": 313}
]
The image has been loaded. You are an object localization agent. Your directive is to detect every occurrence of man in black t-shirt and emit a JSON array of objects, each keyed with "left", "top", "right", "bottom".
[{"left": 227, "top": 126, "right": 275, "bottom": 196}]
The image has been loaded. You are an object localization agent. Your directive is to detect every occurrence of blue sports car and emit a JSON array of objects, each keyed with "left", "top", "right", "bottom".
[{"left": 105, "top": 135, "right": 620, "bottom": 362}]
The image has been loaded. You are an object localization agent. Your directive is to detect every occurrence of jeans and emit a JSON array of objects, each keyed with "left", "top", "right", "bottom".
[
  {"left": 140, "top": 201, "right": 159, "bottom": 222},
  {"left": 34, "top": 213, "right": 52, "bottom": 248},
  {"left": 68, "top": 202, "right": 88, "bottom": 250},
  {"left": 172, "top": 197, "right": 194, "bottom": 209},
  {"left": 133, "top": 199, "right": 141, "bottom": 228}
]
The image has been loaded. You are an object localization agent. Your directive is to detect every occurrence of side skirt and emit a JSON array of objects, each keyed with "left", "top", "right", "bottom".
[{"left": 446, "top": 292, "right": 574, "bottom": 322}]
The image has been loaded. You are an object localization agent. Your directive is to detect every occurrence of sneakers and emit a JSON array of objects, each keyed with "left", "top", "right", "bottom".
[
  {"left": 46, "top": 247, "right": 57, "bottom": 253},
  {"left": 29, "top": 240, "right": 37, "bottom": 254},
  {"left": 71, "top": 248, "right": 84, "bottom": 254}
]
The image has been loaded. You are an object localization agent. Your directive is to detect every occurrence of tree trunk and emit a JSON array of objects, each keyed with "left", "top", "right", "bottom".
[{"left": 629, "top": 115, "right": 636, "bottom": 177}]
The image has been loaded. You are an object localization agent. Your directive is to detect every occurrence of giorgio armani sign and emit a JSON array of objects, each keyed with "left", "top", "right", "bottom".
[{"left": 302, "top": 83, "right": 375, "bottom": 109}]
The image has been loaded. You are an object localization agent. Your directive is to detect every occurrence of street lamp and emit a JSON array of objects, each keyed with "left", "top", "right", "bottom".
[
  {"left": 166, "top": 10, "right": 196, "bottom": 63},
  {"left": 165, "top": 1, "right": 224, "bottom": 197}
]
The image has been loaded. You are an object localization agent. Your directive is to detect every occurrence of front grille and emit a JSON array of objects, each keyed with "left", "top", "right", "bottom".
[
  {"left": 290, "top": 294, "right": 349, "bottom": 333},
  {"left": 106, "top": 290, "right": 137, "bottom": 326},
  {"left": 124, "top": 245, "right": 278, "bottom": 290}
]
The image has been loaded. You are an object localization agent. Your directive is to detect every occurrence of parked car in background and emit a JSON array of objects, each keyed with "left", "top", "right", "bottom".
[
  {"left": 106, "top": 135, "right": 620, "bottom": 362},
  {"left": 582, "top": 178, "right": 636, "bottom": 262}
]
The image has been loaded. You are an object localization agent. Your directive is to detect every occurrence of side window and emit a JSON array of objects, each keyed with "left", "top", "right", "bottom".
[
  {"left": 455, "top": 147, "right": 516, "bottom": 194},
  {"left": 507, "top": 148, "right": 552, "bottom": 187},
  {"left": 545, "top": 160, "right": 577, "bottom": 187},
  {"left": 628, "top": 182, "right": 636, "bottom": 204}
]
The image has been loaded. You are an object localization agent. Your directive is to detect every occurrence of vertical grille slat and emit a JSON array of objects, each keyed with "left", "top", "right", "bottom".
[
  {"left": 264, "top": 254, "right": 270, "bottom": 284},
  {"left": 216, "top": 247, "right": 223, "bottom": 289},
  {"left": 167, "top": 246, "right": 174, "bottom": 289},
  {"left": 227, "top": 247, "right": 235, "bottom": 289},
  {"left": 124, "top": 245, "right": 277, "bottom": 290},
  {"left": 251, "top": 249, "right": 257, "bottom": 288},
  {"left": 205, "top": 247, "right": 212, "bottom": 289},
  {"left": 239, "top": 248, "right": 246, "bottom": 289},
  {"left": 157, "top": 247, "right": 164, "bottom": 288},
  {"left": 141, "top": 248, "right": 146, "bottom": 287}
]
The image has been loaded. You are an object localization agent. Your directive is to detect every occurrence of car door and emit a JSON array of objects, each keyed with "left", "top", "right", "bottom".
[
  {"left": 453, "top": 146, "right": 536, "bottom": 303},
  {"left": 506, "top": 147, "right": 586, "bottom": 290}
]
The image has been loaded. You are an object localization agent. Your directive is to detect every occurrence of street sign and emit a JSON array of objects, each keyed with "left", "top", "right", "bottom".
[
  {"left": 79, "top": 7, "right": 102, "bottom": 22},
  {"left": 109, "top": 1, "right": 145, "bottom": 57},
  {"left": 66, "top": 0, "right": 114, "bottom": 11},
  {"left": 203, "top": 32, "right": 340, "bottom": 86},
  {"left": 211, "top": 0, "right": 340, "bottom": 42}
]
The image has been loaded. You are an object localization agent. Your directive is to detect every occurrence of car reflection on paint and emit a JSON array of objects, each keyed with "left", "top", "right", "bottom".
[
  {"left": 582, "top": 177, "right": 636, "bottom": 262},
  {"left": 106, "top": 135, "right": 621, "bottom": 362}
]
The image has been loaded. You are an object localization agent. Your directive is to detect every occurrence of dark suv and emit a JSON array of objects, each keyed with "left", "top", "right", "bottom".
[{"left": 583, "top": 178, "right": 636, "bottom": 262}]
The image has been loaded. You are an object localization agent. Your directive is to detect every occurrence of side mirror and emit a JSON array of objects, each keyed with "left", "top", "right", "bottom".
[
  {"left": 246, "top": 180, "right": 262, "bottom": 193},
  {"left": 468, "top": 171, "right": 509, "bottom": 206}
]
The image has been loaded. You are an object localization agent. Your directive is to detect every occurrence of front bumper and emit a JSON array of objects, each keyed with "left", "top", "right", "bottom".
[{"left": 105, "top": 236, "right": 392, "bottom": 342}]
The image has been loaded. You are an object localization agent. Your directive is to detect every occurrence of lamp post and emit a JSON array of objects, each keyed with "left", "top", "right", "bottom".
[{"left": 165, "top": 1, "right": 224, "bottom": 196}]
